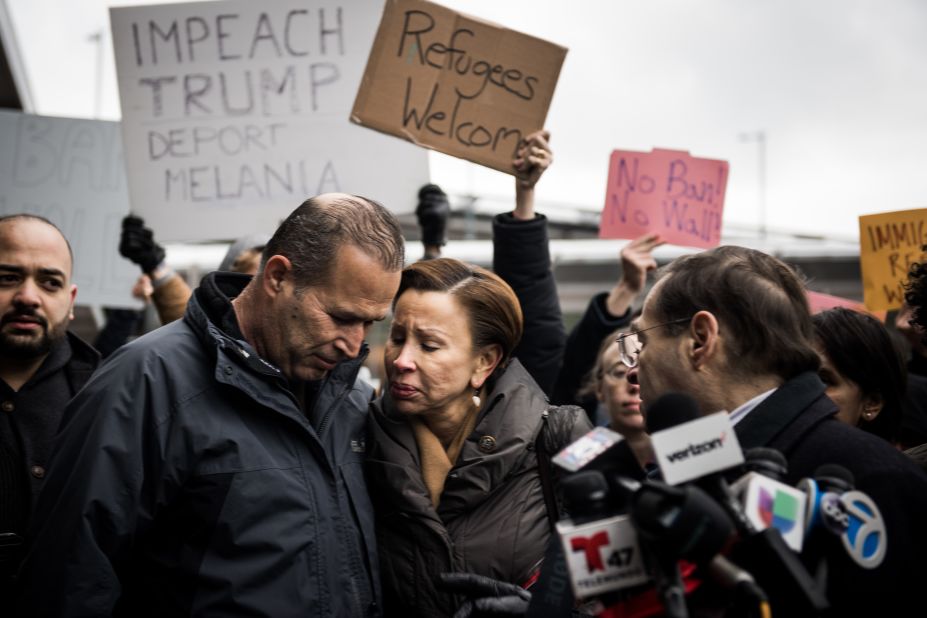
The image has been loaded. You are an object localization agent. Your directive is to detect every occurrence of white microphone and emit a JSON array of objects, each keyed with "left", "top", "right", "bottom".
[
  {"left": 555, "top": 471, "right": 651, "bottom": 600},
  {"left": 731, "top": 448, "right": 808, "bottom": 552}
]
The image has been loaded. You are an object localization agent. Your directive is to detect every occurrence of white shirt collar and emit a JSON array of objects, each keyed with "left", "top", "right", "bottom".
[{"left": 728, "top": 387, "right": 777, "bottom": 426}]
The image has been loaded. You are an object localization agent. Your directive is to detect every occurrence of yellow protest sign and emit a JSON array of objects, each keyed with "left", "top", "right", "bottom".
[{"left": 859, "top": 208, "right": 927, "bottom": 311}]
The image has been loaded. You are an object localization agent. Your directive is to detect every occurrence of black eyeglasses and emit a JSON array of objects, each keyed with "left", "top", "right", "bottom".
[{"left": 615, "top": 317, "right": 691, "bottom": 368}]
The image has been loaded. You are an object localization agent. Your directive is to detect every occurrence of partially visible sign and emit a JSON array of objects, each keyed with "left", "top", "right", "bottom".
[
  {"left": 806, "top": 290, "right": 886, "bottom": 322},
  {"left": 0, "top": 110, "right": 139, "bottom": 308},
  {"left": 351, "top": 0, "right": 566, "bottom": 174},
  {"left": 110, "top": 0, "right": 429, "bottom": 241},
  {"left": 600, "top": 149, "right": 729, "bottom": 249},
  {"left": 859, "top": 209, "right": 927, "bottom": 312}
]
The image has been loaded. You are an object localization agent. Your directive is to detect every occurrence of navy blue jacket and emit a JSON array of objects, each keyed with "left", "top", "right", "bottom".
[
  {"left": 16, "top": 273, "right": 381, "bottom": 617},
  {"left": 736, "top": 372, "right": 927, "bottom": 615}
]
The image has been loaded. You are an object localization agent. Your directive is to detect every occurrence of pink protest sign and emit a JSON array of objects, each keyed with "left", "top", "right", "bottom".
[
  {"left": 806, "top": 290, "right": 886, "bottom": 321},
  {"left": 599, "top": 149, "right": 729, "bottom": 248}
]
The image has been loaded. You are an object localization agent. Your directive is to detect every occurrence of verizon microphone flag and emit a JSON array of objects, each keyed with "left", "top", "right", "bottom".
[{"left": 650, "top": 411, "right": 744, "bottom": 485}]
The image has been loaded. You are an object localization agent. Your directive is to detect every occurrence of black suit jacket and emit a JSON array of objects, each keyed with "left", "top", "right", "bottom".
[{"left": 737, "top": 372, "right": 927, "bottom": 615}]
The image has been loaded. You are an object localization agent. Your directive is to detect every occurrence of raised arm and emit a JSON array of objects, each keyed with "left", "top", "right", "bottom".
[
  {"left": 493, "top": 130, "right": 565, "bottom": 395},
  {"left": 552, "top": 233, "right": 664, "bottom": 409}
]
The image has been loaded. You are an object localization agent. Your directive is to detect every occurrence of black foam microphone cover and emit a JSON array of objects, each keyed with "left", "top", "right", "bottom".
[
  {"left": 813, "top": 464, "right": 855, "bottom": 493},
  {"left": 743, "top": 447, "right": 788, "bottom": 481},
  {"left": 645, "top": 392, "right": 701, "bottom": 434},
  {"left": 630, "top": 481, "right": 734, "bottom": 565}
]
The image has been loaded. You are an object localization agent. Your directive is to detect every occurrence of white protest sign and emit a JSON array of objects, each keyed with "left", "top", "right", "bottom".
[
  {"left": 110, "top": 0, "right": 430, "bottom": 241},
  {"left": 0, "top": 110, "right": 140, "bottom": 309}
]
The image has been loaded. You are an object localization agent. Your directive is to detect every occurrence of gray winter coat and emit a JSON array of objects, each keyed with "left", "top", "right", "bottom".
[
  {"left": 366, "top": 360, "right": 591, "bottom": 617},
  {"left": 15, "top": 273, "right": 381, "bottom": 617}
]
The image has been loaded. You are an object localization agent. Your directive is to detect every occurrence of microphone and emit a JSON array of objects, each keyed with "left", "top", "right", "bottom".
[
  {"left": 645, "top": 393, "right": 751, "bottom": 534},
  {"left": 645, "top": 393, "right": 828, "bottom": 615},
  {"left": 555, "top": 471, "right": 650, "bottom": 600},
  {"left": 796, "top": 464, "right": 854, "bottom": 594},
  {"left": 798, "top": 464, "right": 852, "bottom": 541},
  {"left": 732, "top": 447, "right": 809, "bottom": 552},
  {"left": 630, "top": 480, "right": 771, "bottom": 618},
  {"left": 798, "top": 464, "right": 887, "bottom": 571},
  {"left": 551, "top": 426, "right": 627, "bottom": 474},
  {"left": 528, "top": 428, "right": 635, "bottom": 617},
  {"left": 629, "top": 481, "right": 734, "bottom": 618}
]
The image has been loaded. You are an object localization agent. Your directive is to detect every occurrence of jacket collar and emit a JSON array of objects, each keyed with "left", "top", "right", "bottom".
[
  {"left": 368, "top": 359, "right": 550, "bottom": 520},
  {"left": 185, "top": 271, "right": 367, "bottom": 384},
  {"left": 734, "top": 371, "right": 837, "bottom": 451}
]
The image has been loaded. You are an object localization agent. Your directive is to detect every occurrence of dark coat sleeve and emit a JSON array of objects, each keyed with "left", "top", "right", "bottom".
[
  {"left": 550, "top": 292, "right": 632, "bottom": 408},
  {"left": 492, "top": 213, "right": 565, "bottom": 397},
  {"left": 15, "top": 348, "right": 177, "bottom": 617}
]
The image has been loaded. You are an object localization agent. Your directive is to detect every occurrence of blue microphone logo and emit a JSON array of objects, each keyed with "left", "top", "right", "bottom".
[{"left": 841, "top": 490, "right": 887, "bottom": 569}]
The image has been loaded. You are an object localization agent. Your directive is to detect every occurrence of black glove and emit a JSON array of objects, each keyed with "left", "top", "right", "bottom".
[
  {"left": 437, "top": 572, "right": 531, "bottom": 618},
  {"left": 119, "top": 215, "right": 166, "bottom": 274},
  {"left": 416, "top": 184, "right": 450, "bottom": 247}
]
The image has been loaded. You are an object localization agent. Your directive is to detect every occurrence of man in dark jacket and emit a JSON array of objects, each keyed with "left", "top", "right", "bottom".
[
  {"left": 0, "top": 215, "right": 100, "bottom": 590},
  {"left": 15, "top": 194, "right": 404, "bottom": 617},
  {"left": 626, "top": 245, "right": 927, "bottom": 615}
]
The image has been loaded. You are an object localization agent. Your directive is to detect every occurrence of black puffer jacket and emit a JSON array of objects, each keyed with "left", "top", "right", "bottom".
[
  {"left": 16, "top": 273, "right": 381, "bottom": 617},
  {"left": 493, "top": 213, "right": 566, "bottom": 397},
  {"left": 367, "top": 360, "right": 591, "bottom": 617}
]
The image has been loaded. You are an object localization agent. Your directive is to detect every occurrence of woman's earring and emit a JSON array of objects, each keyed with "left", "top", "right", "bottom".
[{"left": 472, "top": 389, "right": 481, "bottom": 408}]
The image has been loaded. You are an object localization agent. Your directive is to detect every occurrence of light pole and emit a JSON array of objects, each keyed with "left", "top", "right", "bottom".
[
  {"left": 739, "top": 130, "right": 767, "bottom": 241},
  {"left": 87, "top": 29, "right": 104, "bottom": 118}
]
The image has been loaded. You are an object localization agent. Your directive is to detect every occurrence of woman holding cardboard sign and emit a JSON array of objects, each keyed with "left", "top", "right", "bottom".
[{"left": 366, "top": 132, "right": 591, "bottom": 617}]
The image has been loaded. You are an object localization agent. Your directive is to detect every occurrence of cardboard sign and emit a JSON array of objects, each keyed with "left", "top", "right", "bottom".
[
  {"left": 0, "top": 110, "right": 140, "bottom": 309},
  {"left": 859, "top": 209, "right": 927, "bottom": 312},
  {"left": 110, "top": 0, "right": 429, "bottom": 242},
  {"left": 351, "top": 0, "right": 566, "bottom": 175},
  {"left": 600, "top": 149, "right": 729, "bottom": 249}
]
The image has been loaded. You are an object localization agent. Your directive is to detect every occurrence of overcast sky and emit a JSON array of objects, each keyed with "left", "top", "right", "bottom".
[{"left": 7, "top": 0, "right": 926, "bottom": 240}]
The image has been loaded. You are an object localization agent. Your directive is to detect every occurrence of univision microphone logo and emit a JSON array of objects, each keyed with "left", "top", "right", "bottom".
[
  {"left": 757, "top": 487, "right": 800, "bottom": 534},
  {"left": 665, "top": 431, "right": 727, "bottom": 463},
  {"left": 736, "top": 473, "right": 807, "bottom": 551}
]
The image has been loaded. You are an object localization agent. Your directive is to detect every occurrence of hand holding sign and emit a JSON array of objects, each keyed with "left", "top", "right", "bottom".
[
  {"left": 600, "top": 149, "right": 729, "bottom": 249},
  {"left": 352, "top": 0, "right": 566, "bottom": 175},
  {"left": 512, "top": 129, "right": 553, "bottom": 221},
  {"left": 514, "top": 130, "right": 552, "bottom": 189}
]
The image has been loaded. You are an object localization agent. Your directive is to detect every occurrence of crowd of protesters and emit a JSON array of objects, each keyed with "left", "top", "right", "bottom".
[{"left": 2, "top": 131, "right": 927, "bottom": 617}]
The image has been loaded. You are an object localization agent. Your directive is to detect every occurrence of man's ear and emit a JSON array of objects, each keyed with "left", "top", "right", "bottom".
[
  {"left": 262, "top": 255, "right": 292, "bottom": 298},
  {"left": 689, "top": 310, "right": 721, "bottom": 369},
  {"left": 470, "top": 344, "right": 503, "bottom": 390},
  {"left": 68, "top": 284, "right": 77, "bottom": 321}
]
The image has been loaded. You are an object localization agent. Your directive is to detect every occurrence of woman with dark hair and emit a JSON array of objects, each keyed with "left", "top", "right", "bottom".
[
  {"left": 812, "top": 307, "right": 907, "bottom": 444},
  {"left": 365, "top": 257, "right": 591, "bottom": 617}
]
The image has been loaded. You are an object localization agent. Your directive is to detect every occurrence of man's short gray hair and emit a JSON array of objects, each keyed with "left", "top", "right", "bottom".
[{"left": 261, "top": 194, "right": 405, "bottom": 287}]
